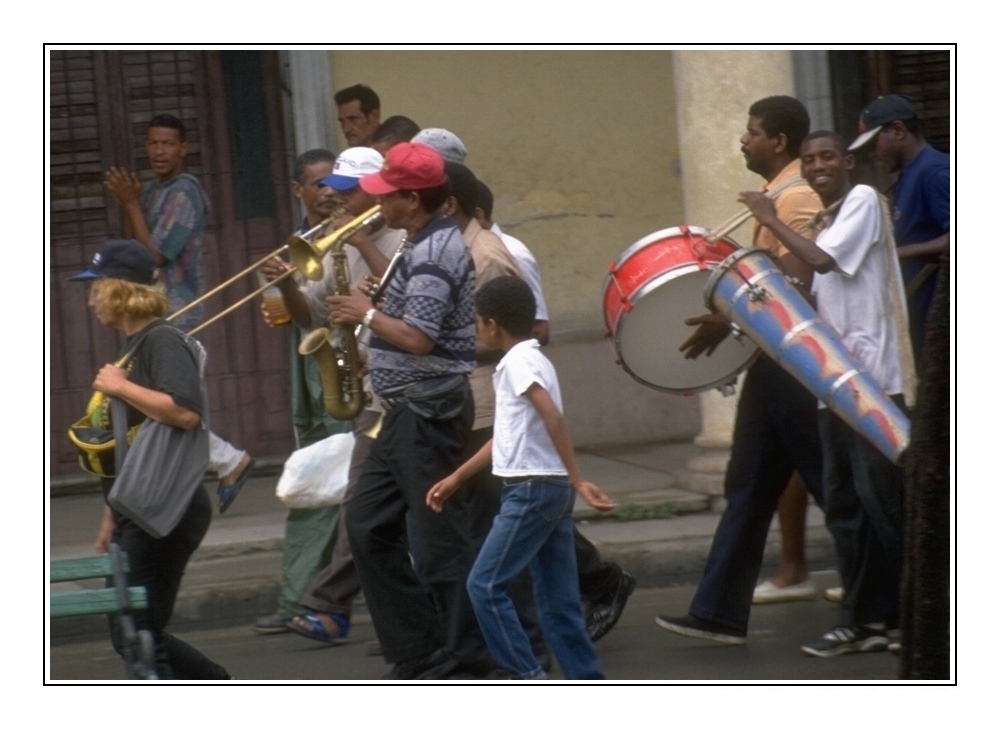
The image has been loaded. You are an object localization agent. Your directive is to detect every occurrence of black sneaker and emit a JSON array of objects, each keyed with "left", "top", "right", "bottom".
[
  {"left": 383, "top": 648, "right": 456, "bottom": 680},
  {"left": 801, "top": 625, "right": 889, "bottom": 658},
  {"left": 587, "top": 569, "right": 638, "bottom": 642},
  {"left": 655, "top": 614, "right": 746, "bottom": 645}
]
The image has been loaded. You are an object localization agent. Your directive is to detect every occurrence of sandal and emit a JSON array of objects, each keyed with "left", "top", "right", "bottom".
[
  {"left": 286, "top": 612, "right": 351, "bottom": 644},
  {"left": 218, "top": 458, "right": 255, "bottom": 514}
]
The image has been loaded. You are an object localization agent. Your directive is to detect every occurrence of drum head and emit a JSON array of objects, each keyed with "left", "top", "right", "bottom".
[{"left": 615, "top": 268, "right": 759, "bottom": 394}]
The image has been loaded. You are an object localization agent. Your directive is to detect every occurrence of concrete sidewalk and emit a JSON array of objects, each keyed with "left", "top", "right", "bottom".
[{"left": 49, "top": 440, "right": 833, "bottom": 633}]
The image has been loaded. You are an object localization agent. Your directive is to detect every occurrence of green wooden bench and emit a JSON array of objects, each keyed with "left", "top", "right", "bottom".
[{"left": 50, "top": 544, "right": 157, "bottom": 679}]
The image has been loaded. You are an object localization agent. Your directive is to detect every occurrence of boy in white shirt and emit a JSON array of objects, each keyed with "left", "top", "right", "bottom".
[
  {"left": 427, "top": 276, "right": 614, "bottom": 679},
  {"left": 738, "top": 130, "right": 915, "bottom": 658}
]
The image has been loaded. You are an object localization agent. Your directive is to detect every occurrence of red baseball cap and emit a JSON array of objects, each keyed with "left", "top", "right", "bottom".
[{"left": 360, "top": 142, "right": 446, "bottom": 195}]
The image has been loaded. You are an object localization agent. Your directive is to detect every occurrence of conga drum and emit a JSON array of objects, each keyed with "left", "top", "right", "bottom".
[
  {"left": 603, "top": 226, "right": 759, "bottom": 396},
  {"left": 704, "top": 247, "right": 910, "bottom": 463}
]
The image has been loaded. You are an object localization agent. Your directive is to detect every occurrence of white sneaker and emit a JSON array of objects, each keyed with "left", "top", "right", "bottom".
[{"left": 752, "top": 579, "right": 817, "bottom": 604}]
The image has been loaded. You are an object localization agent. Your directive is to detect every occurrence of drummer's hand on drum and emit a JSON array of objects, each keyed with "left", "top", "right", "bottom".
[
  {"left": 737, "top": 191, "right": 778, "bottom": 226},
  {"left": 679, "top": 313, "right": 730, "bottom": 359}
]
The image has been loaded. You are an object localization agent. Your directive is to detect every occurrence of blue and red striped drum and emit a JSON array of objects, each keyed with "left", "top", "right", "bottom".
[{"left": 704, "top": 247, "right": 910, "bottom": 463}]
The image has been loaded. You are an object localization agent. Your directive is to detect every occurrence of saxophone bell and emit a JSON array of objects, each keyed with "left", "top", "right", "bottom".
[
  {"left": 295, "top": 208, "right": 382, "bottom": 421},
  {"left": 298, "top": 326, "right": 369, "bottom": 420}
]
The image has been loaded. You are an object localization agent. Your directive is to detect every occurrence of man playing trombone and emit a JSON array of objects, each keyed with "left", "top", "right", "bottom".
[{"left": 256, "top": 147, "right": 403, "bottom": 643}]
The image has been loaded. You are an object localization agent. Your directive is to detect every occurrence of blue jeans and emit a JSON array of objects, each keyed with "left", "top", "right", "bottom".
[{"left": 467, "top": 476, "right": 605, "bottom": 680}]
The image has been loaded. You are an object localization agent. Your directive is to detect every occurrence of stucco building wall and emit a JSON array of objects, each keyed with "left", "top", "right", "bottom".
[{"left": 320, "top": 49, "right": 795, "bottom": 447}]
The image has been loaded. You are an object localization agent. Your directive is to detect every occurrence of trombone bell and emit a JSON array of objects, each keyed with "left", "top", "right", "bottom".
[
  {"left": 288, "top": 205, "right": 382, "bottom": 282},
  {"left": 288, "top": 234, "right": 326, "bottom": 281}
]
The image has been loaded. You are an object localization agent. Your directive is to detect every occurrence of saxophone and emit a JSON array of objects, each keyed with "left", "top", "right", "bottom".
[{"left": 292, "top": 207, "right": 383, "bottom": 420}]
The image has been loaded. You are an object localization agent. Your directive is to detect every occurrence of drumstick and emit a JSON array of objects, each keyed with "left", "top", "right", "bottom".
[
  {"left": 705, "top": 176, "right": 808, "bottom": 243},
  {"left": 705, "top": 208, "right": 754, "bottom": 243}
]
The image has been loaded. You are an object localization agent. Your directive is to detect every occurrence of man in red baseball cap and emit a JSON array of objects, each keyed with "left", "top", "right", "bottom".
[{"left": 327, "top": 142, "right": 502, "bottom": 679}]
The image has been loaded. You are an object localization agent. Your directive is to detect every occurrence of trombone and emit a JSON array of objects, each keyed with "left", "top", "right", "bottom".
[
  {"left": 181, "top": 250, "right": 297, "bottom": 336},
  {"left": 73, "top": 210, "right": 383, "bottom": 434},
  {"left": 288, "top": 204, "right": 382, "bottom": 281},
  {"left": 174, "top": 208, "right": 373, "bottom": 335}
]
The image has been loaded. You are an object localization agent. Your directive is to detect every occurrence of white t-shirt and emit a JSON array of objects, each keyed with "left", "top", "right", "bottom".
[
  {"left": 811, "top": 184, "right": 907, "bottom": 396},
  {"left": 490, "top": 223, "right": 549, "bottom": 321},
  {"left": 491, "top": 339, "right": 566, "bottom": 478}
]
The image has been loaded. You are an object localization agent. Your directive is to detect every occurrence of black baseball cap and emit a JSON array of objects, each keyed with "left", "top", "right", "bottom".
[
  {"left": 848, "top": 94, "right": 918, "bottom": 151},
  {"left": 66, "top": 239, "right": 157, "bottom": 284}
]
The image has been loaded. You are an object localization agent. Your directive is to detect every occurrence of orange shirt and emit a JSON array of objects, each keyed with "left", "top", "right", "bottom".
[{"left": 752, "top": 159, "right": 822, "bottom": 254}]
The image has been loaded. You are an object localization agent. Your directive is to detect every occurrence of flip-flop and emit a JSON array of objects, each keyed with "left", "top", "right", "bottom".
[
  {"left": 218, "top": 458, "right": 255, "bottom": 514},
  {"left": 286, "top": 613, "right": 351, "bottom": 644}
]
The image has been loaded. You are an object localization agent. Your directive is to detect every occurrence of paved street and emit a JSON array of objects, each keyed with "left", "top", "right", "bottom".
[{"left": 49, "top": 573, "right": 899, "bottom": 682}]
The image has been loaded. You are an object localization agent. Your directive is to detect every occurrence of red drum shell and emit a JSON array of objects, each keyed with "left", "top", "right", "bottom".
[{"left": 603, "top": 226, "right": 759, "bottom": 395}]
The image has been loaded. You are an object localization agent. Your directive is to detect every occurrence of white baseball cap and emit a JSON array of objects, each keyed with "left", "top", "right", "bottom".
[{"left": 321, "top": 147, "right": 385, "bottom": 191}]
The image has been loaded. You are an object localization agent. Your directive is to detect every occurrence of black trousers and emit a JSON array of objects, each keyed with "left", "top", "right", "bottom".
[
  {"left": 346, "top": 394, "right": 493, "bottom": 670},
  {"left": 819, "top": 396, "right": 907, "bottom": 629},
  {"left": 108, "top": 486, "right": 229, "bottom": 679},
  {"left": 689, "top": 357, "right": 824, "bottom": 633},
  {"left": 575, "top": 529, "right": 622, "bottom": 604}
]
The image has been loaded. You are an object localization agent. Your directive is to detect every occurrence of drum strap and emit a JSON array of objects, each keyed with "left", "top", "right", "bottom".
[
  {"left": 877, "top": 192, "right": 919, "bottom": 408},
  {"left": 807, "top": 196, "right": 845, "bottom": 231},
  {"left": 709, "top": 175, "right": 811, "bottom": 244}
]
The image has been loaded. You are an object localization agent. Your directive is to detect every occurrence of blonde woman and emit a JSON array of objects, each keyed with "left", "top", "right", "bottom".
[{"left": 68, "top": 239, "right": 230, "bottom": 679}]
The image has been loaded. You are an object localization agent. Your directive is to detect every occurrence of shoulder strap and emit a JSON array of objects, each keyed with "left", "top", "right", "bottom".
[
  {"left": 877, "top": 192, "right": 918, "bottom": 407},
  {"left": 111, "top": 397, "right": 131, "bottom": 475},
  {"left": 111, "top": 321, "right": 210, "bottom": 471}
]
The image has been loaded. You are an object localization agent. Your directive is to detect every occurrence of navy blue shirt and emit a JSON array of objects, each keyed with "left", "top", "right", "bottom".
[
  {"left": 891, "top": 144, "right": 950, "bottom": 358},
  {"left": 893, "top": 145, "right": 949, "bottom": 250},
  {"left": 368, "top": 215, "right": 476, "bottom": 395}
]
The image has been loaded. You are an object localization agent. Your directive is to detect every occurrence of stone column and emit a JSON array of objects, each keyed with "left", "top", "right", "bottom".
[
  {"left": 671, "top": 50, "right": 797, "bottom": 508},
  {"left": 287, "top": 51, "right": 337, "bottom": 154}
]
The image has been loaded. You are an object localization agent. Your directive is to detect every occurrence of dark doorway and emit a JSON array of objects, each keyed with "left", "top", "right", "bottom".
[{"left": 50, "top": 49, "right": 298, "bottom": 477}]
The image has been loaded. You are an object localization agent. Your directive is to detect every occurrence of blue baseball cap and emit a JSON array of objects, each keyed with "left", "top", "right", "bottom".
[
  {"left": 848, "top": 94, "right": 918, "bottom": 151},
  {"left": 66, "top": 239, "right": 157, "bottom": 284}
]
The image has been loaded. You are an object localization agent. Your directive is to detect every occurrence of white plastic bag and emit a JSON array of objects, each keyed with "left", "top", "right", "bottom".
[{"left": 275, "top": 432, "right": 355, "bottom": 509}]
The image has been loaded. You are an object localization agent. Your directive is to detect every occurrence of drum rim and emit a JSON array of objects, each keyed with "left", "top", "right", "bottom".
[
  {"left": 703, "top": 247, "right": 780, "bottom": 311},
  {"left": 602, "top": 226, "right": 740, "bottom": 313},
  {"left": 609, "top": 225, "right": 732, "bottom": 271},
  {"left": 604, "top": 263, "right": 715, "bottom": 329},
  {"left": 617, "top": 345, "right": 759, "bottom": 395}
]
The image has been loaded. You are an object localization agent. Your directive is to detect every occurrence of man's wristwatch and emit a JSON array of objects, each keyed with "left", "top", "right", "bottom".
[{"left": 362, "top": 308, "right": 377, "bottom": 328}]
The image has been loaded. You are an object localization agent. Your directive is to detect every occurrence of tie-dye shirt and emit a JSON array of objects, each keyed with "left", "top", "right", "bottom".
[{"left": 141, "top": 173, "right": 210, "bottom": 330}]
